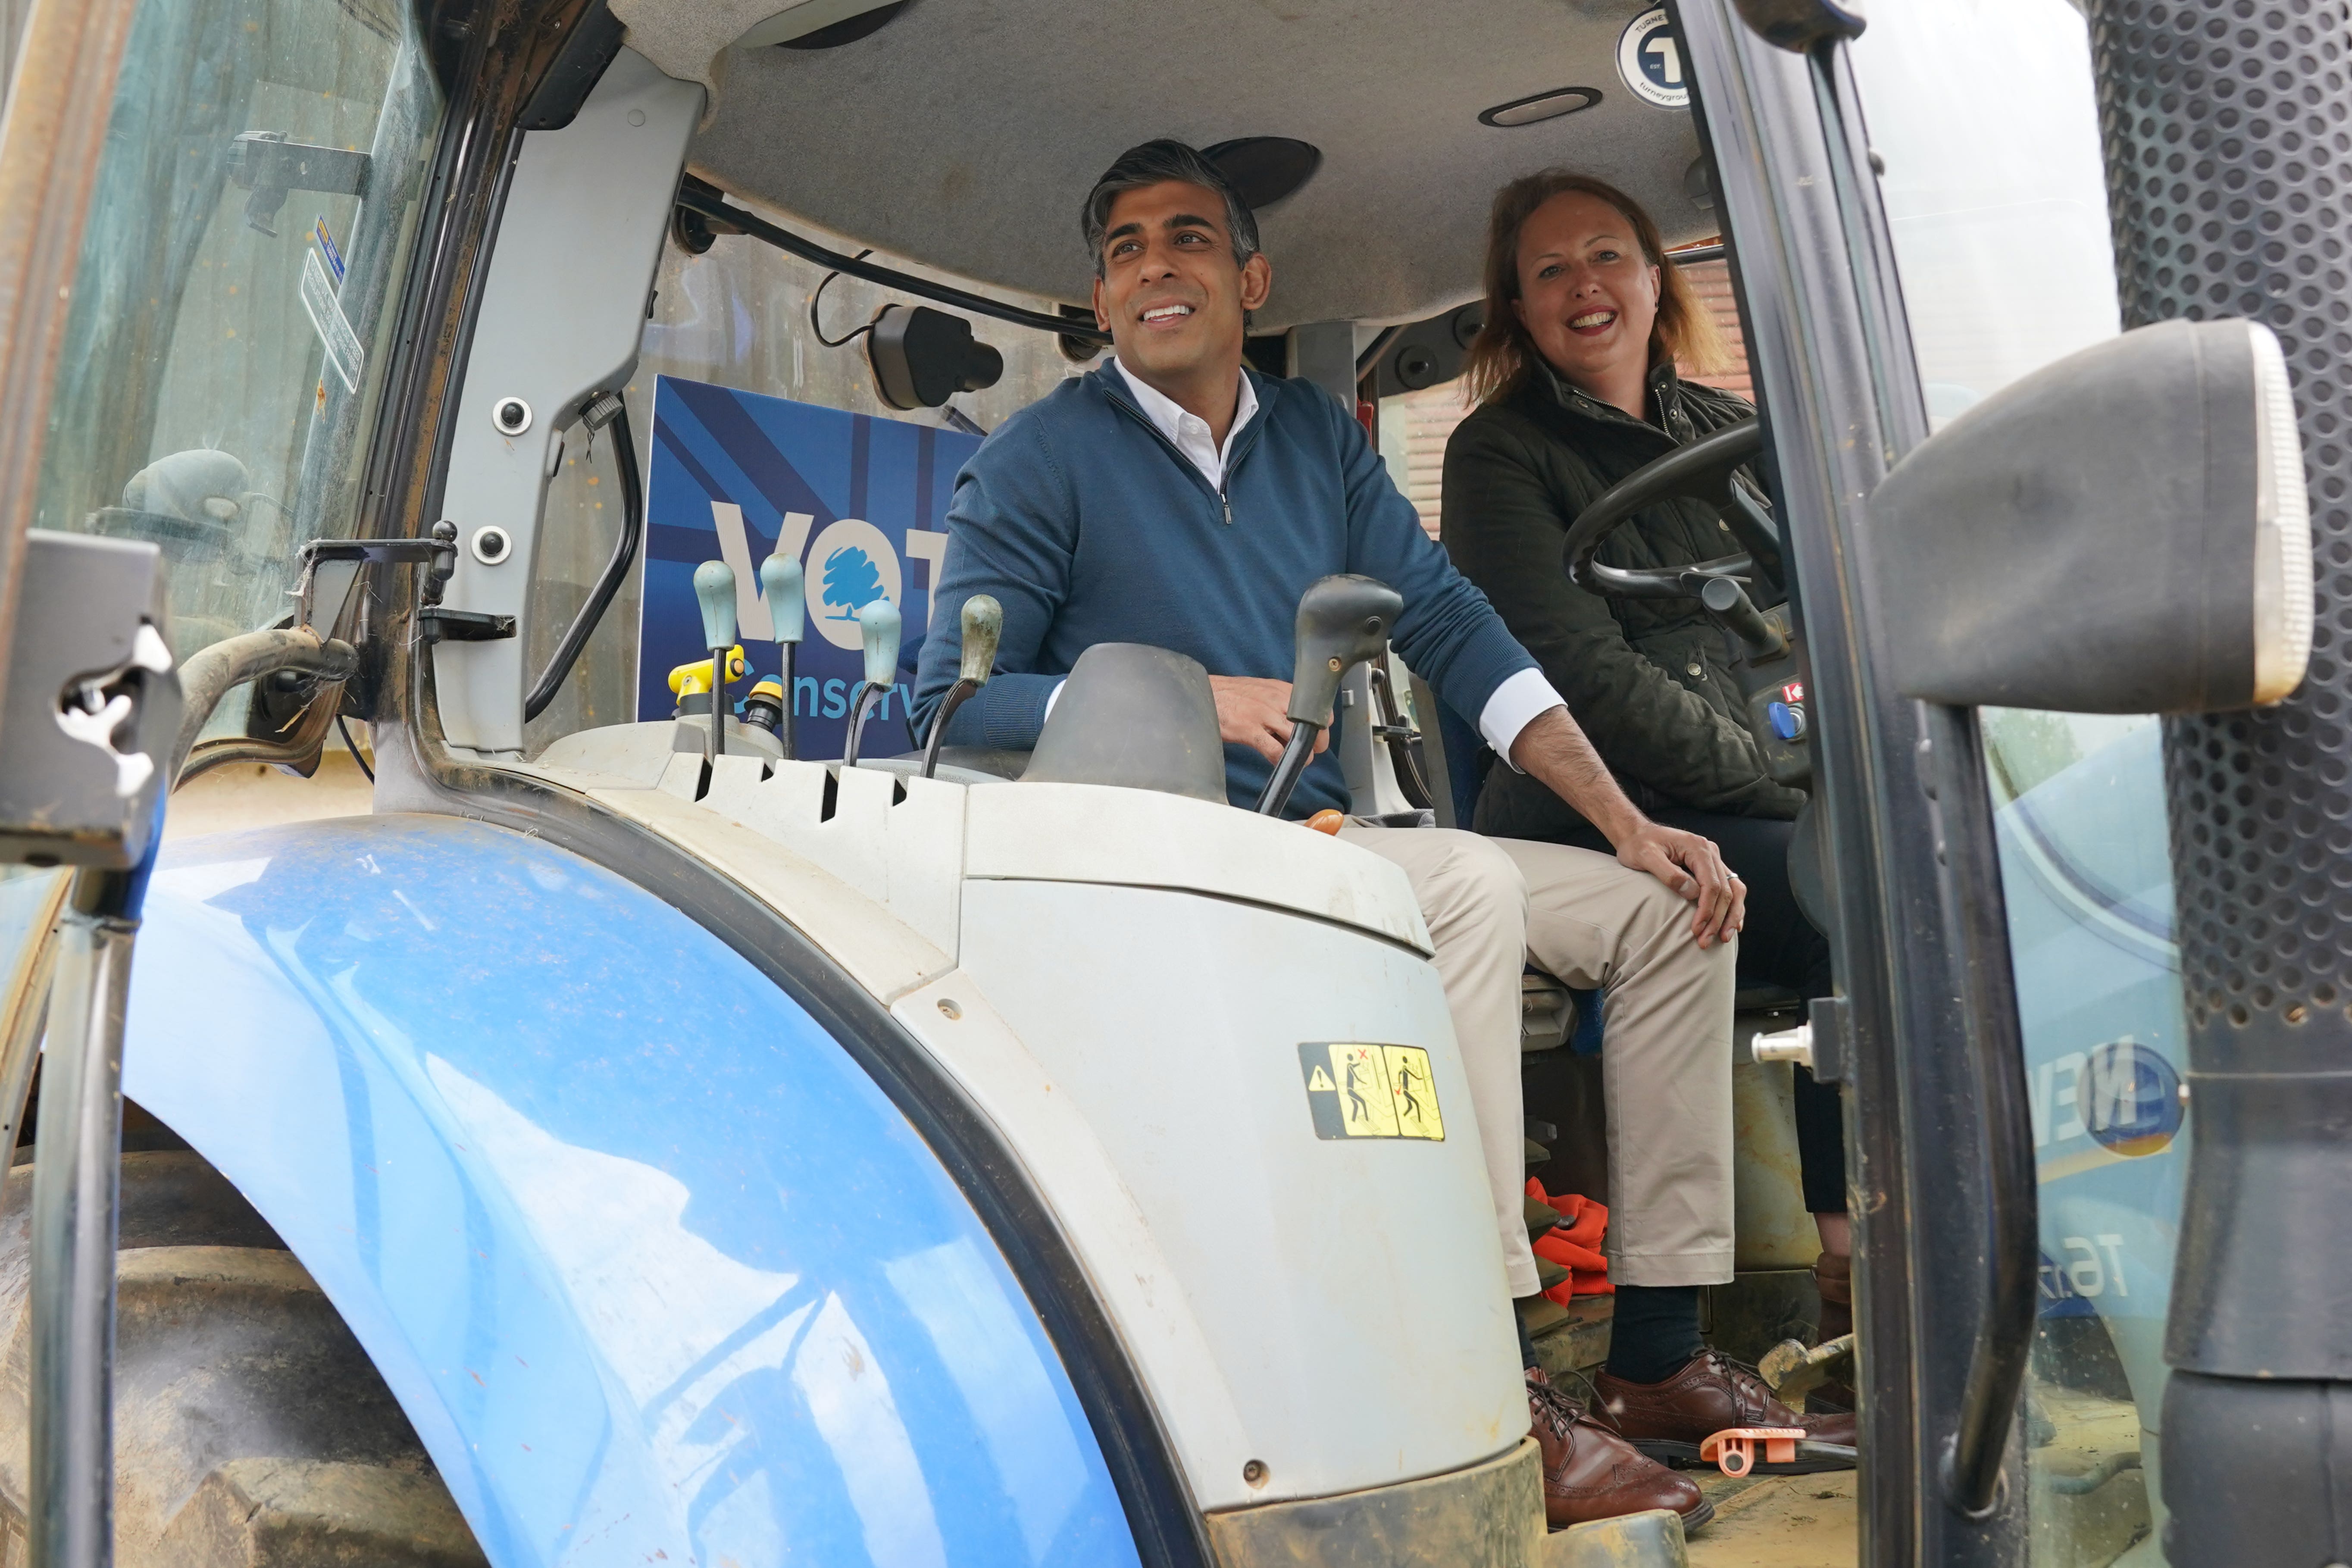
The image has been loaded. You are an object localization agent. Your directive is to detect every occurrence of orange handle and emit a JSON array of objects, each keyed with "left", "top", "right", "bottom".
[{"left": 1304, "top": 809, "right": 1344, "bottom": 836}]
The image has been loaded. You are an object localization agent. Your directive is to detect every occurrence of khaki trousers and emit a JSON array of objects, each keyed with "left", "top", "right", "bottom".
[{"left": 1337, "top": 825, "right": 1738, "bottom": 1297}]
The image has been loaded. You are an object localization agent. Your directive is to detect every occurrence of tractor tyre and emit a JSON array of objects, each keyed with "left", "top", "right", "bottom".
[{"left": 0, "top": 1149, "right": 486, "bottom": 1566}]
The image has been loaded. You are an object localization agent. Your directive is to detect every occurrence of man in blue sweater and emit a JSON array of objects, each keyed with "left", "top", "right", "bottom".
[{"left": 913, "top": 142, "right": 1852, "bottom": 1522}]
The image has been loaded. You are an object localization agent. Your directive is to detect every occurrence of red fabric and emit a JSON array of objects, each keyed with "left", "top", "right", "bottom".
[{"left": 1526, "top": 1178, "right": 1614, "bottom": 1302}]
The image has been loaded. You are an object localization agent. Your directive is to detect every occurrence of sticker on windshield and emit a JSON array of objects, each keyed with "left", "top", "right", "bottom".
[
  {"left": 1300, "top": 1043, "right": 1443, "bottom": 1141},
  {"left": 1617, "top": 6, "right": 1689, "bottom": 110},
  {"left": 300, "top": 247, "right": 363, "bottom": 394},
  {"left": 312, "top": 215, "right": 346, "bottom": 284}
]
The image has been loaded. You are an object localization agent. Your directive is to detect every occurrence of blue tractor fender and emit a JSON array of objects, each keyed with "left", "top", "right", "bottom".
[{"left": 121, "top": 812, "right": 1140, "bottom": 1568}]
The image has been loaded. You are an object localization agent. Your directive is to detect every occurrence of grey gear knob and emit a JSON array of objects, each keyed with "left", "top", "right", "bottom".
[
  {"left": 693, "top": 560, "right": 738, "bottom": 651},
  {"left": 1285, "top": 574, "right": 1404, "bottom": 726},
  {"left": 858, "top": 598, "right": 901, "bottom": 689},
  {"left": 958, "top": 595, "right": 1003, "bottom": 686}
]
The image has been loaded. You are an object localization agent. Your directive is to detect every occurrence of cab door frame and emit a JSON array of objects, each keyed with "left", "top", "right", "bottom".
[{"left": 1679, "top": 3, "right": 2039, "bottom": 1564}]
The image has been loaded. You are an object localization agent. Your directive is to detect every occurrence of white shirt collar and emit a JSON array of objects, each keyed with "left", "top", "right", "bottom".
[{"left": 1113, "top": 358, "right": 1257, "bottom": 493}]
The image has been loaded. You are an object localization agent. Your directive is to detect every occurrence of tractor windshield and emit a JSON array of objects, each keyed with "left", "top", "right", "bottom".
[{"left": 28, "top": 0, "right": 445, "bottom": 726}]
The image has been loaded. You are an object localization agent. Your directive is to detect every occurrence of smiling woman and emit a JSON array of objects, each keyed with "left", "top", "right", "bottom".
[
  {"left": 1461, "top": 171, "right": 1728, "bottom": 415},
  {"left": 1437, "top": 169, "right": 1853, "bottom": 1398}
]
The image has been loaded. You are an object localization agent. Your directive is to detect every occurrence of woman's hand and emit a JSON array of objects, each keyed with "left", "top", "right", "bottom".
[
  {"left": 1614, "top": 820, "right": 1745, "bottom": 948},
  {"left": 1511, "top": 703, "right": 1744, "bottom": 948},
  {"left": 1209, "top": 675, "right": 1329, "bottom": 765}
]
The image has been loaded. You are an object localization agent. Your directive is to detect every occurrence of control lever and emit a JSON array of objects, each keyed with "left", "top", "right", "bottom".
[
  {"left": 841, "top": 598, "right": 901, "bottom": 767},
  {"left": 921, "top": 595, "right": 1003, "bottom": 779},
  {"left": 1697, "top": 575, "right": 1788, "bottom": 662},
  {"left": 693, "top": 562, "right": 738, "bottom": 764},
  {"left": 762, "top": 551, "right": 804, "bottom": 759},
  {"left": 1255, "top": 574, "right": 1404, "bottom": 817}
]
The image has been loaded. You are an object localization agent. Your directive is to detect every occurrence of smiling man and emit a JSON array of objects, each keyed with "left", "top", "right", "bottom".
[{"left": 912, "top": 141, "right": 1825, "bottom": 1532}]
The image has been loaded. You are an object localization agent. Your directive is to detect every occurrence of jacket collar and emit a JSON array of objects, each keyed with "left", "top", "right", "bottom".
[{"left": 1522, "top": 355, "right": 1690, "bottom": 443}]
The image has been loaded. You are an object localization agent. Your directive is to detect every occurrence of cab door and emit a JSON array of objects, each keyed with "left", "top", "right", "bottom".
[
  {"left": 1689, "top": 0, "right": 2347, "bottom": 1562},
  {"left": 1677, "top": 1, "right": 2223, "bottom": 1564}
]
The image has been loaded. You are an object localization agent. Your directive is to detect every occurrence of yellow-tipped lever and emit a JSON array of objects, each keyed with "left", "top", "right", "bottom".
[{"left": 667, "top": 646, "right": 748, "bottom": 698}]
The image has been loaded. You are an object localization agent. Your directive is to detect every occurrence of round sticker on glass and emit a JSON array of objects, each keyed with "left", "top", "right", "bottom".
[{"left": 1617, "top": 6, "right": 1689, "bottom": 110}]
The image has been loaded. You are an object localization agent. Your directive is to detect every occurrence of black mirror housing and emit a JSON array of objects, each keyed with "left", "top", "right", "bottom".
[
  {"left": 1868, "top": 318, "right": 2312, "bottom": 714},
  {"left": 868, "top": 304, "right": 1004, "bottom": 410}
]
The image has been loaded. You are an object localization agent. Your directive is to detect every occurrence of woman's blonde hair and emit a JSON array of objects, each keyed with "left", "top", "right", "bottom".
[{"left": 1460, "top": 170, "right": 1729, "bottom": 405}]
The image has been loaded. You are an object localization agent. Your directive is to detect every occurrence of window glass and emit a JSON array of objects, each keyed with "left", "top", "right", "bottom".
[
  {"left": 32, "top": 0, "right": 444, "bottom": 729},
  {"left": 1854, "top": 9, "right": 2177, "bottom": 1562},
  {"left": 522, "top": 219, "right": 1089, "bottom": 751}
]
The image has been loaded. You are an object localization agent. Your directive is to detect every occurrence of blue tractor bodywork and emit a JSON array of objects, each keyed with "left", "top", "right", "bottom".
[
  {"left": 1994, "top": 719, "right": 2186, "bottom": 1427},
  {"left": 121, "top": 811, "right": 1139, "bottom": 1568}
]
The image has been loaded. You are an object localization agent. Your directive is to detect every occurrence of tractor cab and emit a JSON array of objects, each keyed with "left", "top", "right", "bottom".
[{"left": 0, "top": 0, "right": 2336, "bottom": 1566}]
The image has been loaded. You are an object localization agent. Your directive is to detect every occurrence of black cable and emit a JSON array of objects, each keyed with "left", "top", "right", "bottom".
[
  {"left": 337, "top": 713, "right": 375, "bottom": 782},
  {"left": 677, "top": 180, "right": 1112, "bottom": 346},
  {"left": 523, "top": 394, "right": 643, "bottom": 722},
  {"left": 810, "top": 251, "right": 877, "bottom": 347}
]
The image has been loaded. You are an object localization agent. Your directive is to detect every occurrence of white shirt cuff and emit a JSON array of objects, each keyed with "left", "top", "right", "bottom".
[
  {"left": 1044, "top": 678, "right": 1066, "bottom": 723},
  {"left": 1477, "top": 668, "right": 1567, "bottom": 770}
]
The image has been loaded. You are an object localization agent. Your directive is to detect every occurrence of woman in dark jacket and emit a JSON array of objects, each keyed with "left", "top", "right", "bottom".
[{"left": 1440, "top": 171, "right": 1853, "bottom": 1390}]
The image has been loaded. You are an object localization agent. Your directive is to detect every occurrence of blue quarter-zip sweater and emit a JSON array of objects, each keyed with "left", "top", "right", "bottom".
[{"left": 912, "top": 363, "right": 1539, "bottom": 817}]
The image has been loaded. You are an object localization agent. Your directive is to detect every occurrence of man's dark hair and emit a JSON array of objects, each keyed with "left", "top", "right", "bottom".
[{"left": 1080, "top": 139, "right": 1260, "bottom": 279}]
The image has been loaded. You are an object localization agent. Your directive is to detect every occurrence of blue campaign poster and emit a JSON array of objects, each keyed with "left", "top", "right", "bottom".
[{"left": 639, "top": 376, "right": 982, "bottom": 760}]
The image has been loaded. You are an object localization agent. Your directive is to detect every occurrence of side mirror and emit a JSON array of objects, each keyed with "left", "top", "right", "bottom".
[{"left": 1868, "top": 318, "right": 2312, "bottom": 713}]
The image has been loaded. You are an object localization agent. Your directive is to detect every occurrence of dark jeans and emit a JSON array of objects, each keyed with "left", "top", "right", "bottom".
[{"left": 1478, "top": 792, "right": 1849, "bottom": 1215}]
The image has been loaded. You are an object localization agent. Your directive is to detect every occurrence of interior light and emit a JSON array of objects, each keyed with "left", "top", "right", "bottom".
[{"left": 1479, "top": 88, "right": 1604, "bottom": 128}]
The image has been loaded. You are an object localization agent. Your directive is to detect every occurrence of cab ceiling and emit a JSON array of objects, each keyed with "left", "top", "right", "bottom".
[{"left": 612, "top": 0, "right": 1713, "bottom": 333}]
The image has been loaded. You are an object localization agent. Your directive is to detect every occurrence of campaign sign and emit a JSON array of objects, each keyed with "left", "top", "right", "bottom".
[{"left": 639, "top": 376, "right": 981, "bottom": 759}]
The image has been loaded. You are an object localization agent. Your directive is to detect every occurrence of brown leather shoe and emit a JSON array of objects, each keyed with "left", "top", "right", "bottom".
[
  {"left": 1527, "top": 1370, "right": 1714, "bottom": 1533},
  {"left": 1593, "top": 1349, "right": 1857, "bottom": 1472}
]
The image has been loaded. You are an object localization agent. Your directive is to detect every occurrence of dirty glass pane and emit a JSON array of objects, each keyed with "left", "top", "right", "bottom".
[
  {"left": 1852, "top": 6, "right": 2175, "bottom": 1563},
  {"left": 522, "top": 220, "right": 1089, "bottom": 753},
  {"left": 31, "top": 0, "right": 444, "bottom": 737}
]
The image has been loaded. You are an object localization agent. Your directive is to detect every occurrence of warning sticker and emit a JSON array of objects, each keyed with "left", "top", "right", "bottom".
[{"left": 1299, "top": 1043, "right": 1444, "bottom": 1141}]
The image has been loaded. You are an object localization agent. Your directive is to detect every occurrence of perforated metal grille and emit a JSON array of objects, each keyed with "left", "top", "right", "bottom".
[{"left": 2089, "top": 0, "right": 2352, "bottom": 1052}]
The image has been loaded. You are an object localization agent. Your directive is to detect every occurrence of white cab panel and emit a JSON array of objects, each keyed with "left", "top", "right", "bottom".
[
  {"left": 958, "top": 877, "right": 1523, "bottom": 1505},
  {"left": 966, "top": 782, "right": 1432, "bottom": 955},
  {"left": 435, "top": 50, "right": 702, "bottom": 753}
]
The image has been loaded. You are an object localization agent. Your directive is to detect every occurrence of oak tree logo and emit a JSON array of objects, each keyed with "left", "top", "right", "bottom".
[{"left": 822, "top": 545, "right": 885, "bottom": 621}]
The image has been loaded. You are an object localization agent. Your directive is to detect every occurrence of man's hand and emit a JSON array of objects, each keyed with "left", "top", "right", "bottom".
[
  {"left": 1612, "top": 820, "right": 1745, "bottom": 948},
  {"left": 1210, "top": 675, "right": 1328, "bottom": 765},
  {"left": 1509, "top": 704, "right": 1744, "bottom": 948}
]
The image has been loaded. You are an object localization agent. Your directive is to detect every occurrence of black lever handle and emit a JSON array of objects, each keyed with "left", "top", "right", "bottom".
[
  {"left": 1698, "top": 575, "right": 1789, "bottom": 663},
  {"left": 1256, "top": 575, "right": 1404, "bottom": 816}
]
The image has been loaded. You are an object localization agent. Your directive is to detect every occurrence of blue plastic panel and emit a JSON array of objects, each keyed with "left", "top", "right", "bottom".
[{"left": 124, "top": 813, "right": 1138, "bottom": 1568}]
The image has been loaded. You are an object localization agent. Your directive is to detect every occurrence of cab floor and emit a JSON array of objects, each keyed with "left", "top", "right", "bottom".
[{"left": 1684, "top": 1470, "right": 1857, "bottom": 1568}]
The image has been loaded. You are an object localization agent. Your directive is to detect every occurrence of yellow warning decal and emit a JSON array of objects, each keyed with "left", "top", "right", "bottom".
[{"left": 1299, "top": 1043, "right": 1443, "bottom": 1141}]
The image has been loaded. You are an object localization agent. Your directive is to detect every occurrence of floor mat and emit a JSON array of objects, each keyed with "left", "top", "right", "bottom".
[{"left": 1685, "top": 1471, "right": 1856, "bottom": 1568}]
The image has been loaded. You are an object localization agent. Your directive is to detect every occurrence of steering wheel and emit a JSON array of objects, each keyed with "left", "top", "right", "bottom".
[{"left": 1560, "top": 417, "right": 1782, "bottom": 601}]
